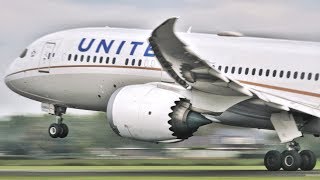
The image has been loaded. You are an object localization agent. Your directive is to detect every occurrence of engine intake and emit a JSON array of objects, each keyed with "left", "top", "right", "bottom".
[{"left": 107, "top": 83, "right": 212, "bottom": 142}]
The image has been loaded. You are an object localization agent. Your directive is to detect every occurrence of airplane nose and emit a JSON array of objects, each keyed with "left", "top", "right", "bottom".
[
  {"left": 4, "top": 73, "right": 12, "bottom": 89},
  {"left": 5, "top": 48, "right": 33, "bottom": 97},
  {"left": 4, "top": 58, "right": 18, "bottom": 89}
]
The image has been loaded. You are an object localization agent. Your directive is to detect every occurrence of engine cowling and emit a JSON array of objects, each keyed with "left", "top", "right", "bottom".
[{"left": 107, "top": 84, "right": 212, "bottom": 142}]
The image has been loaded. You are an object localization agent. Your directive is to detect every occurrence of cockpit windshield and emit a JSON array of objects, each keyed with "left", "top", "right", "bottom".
[{"left": 19, "top": 49, "right": 28, "bottom": 58}]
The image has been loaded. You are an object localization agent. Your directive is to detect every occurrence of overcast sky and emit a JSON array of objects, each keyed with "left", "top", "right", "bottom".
[{"left": 1, "top": 0, "right": 320, "bottom": 116}]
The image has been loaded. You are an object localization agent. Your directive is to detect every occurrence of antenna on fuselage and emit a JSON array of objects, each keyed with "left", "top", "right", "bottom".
[{"left": 217, "top": 31, "right": 244, "bottom": 37}]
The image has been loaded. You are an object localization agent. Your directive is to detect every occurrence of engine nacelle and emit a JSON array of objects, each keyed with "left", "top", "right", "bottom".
[{"left": 107, "top": 84, "right": 212, "bottom": 142}]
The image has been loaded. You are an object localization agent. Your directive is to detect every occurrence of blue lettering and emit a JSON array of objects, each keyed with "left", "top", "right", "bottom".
[
  {"left": 130, "top": 41, "right": 144, "bottom": 55},
  {"left": 78, "top": 38, "right": 155, "bottom": 57},
  {"left": 144, "top": 44, "right": 155, "bottom": 57},
  {"left": 95, "top": 39, "right": 115, "bottom": 53},
  {"left": 78, "top": 38, "right": 95, "bottom": 52},
  {"left": 116, "top": 41, "right": 126, "bottom": 55}
]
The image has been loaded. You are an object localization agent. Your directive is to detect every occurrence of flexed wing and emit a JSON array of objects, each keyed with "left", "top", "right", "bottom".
[
  {"left": 149, "top": 17, "right": 252, "bottom": 97},
  {"left": 149, "top": 17, "right": 320, "bottom": 118}
]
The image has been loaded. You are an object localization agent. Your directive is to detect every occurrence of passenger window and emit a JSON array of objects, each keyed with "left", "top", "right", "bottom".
[
  {"left": 132, "top": 59, "right": 136, "bottom": 66},
  {"left": 74, "top": 54, "right": 78, "bottom": 61},
  {"left": 231, "top": 67, "right": 235, "bottom": 74},
  {"left": 286, "top": 71, "right": 291, "bottom": 78},
  {"left": 218, "top": 66, "right": 222, "bottom": 71},
  {"left": 301, "top": 72, "right": 305, "bottom": 80},
  {"left": 125, "top": 58, "right": 129, "bottom": 65},
  {"left": 245, "top": 68, "right": 249, "bottom": 75},
  {"left": 93, "top": 56, "right": 97, "bottom": 63},
  {"left": 48, "top": 53, "right": 51, "bottom": 59},
  {"left": 68, "top": 54, "right": 72, "bottom": 61},
  {"left": 112, "top": 57, "right": 116, "bottom": 64},
  {"left": 252, "top": 68, "right": 256, "bottom": 75},
  {"left": 279, "top": 70, "right": 284, "bottom": 78},
  {"left": 315, "top": 73, "right": 319, "bottom": 81},
  {"left": 294, "top": 72, "right": 298, "bottom": 79},
  {"left": 224, "top": 66, "right": 229, "bottom": 73},
  {"left": 258, "top": 69, "right": 263, "bottom": 76},
  {"left": 52, "top": 53, "right": 55, "bottom": 57},
  {"left": 308, "top": 73, "right": 312, "bottom": 80},
  {"left": 86, "top": 56, "right": 90, "bottom": 62},
  {"left": 80, "top": 55, "right": 84, "bottom": 62},
  {"left": 106, "top": 57, "right": 110, "bottom": 64},
  {"left": 138, "top": 59, "right": 142, "bottom": 66},
  {"left": 266, "top": 69, "right": 270, "bottom": 77},
  {"left": 19, "top": 49, "right": 28, "bottom": 58},
  {"left": 238, "top": 67, "right": 242, "bottom": 74},
  {"left": 272, "top": 70, "right": 277, "bottom": 77}
]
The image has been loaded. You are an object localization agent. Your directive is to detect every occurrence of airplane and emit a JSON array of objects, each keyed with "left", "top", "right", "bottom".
[{"left": 4, "top": 17, "right": 320, "bottom": 171}]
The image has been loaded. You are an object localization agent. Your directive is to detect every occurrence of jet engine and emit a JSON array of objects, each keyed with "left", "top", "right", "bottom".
[{"left": 106, "top": 84, "right": 212, "bottom": 142}]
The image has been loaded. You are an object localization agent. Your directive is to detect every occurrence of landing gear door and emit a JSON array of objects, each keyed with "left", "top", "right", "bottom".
[{"left": 38, "top": 42, "right": 56, "bottom": 73}]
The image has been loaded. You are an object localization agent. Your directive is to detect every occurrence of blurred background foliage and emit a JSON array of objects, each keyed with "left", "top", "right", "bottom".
[{"left": 0, "top": 113, "right": 319, "bottom": 160}]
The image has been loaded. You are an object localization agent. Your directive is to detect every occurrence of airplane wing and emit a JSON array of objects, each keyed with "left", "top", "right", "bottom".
[
  {"left": 149, "top": 18, "right": 253, "bottom": 97},
  {"left": 149, "top": 17, "right": 320, "bottom": 118}
]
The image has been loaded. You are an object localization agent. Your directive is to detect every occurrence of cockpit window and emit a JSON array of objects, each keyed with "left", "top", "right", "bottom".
[{"left": 19, "top": 49, "right": 28, "bottom": 58}]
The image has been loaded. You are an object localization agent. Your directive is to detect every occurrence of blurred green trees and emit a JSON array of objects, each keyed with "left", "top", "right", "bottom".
[
  {"left": 0, "top": 113, "right": 163, "bottom": 157},
  {"left": 0, "top": 113, "right": 319, "bottom": 158}
]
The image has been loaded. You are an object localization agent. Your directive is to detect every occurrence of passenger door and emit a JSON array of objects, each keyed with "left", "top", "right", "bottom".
[{"left": 38, "top": 42, "right": 56, "bottom": 73}]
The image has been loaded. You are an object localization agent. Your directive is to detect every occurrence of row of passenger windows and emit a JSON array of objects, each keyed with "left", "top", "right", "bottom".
[
  {"left": 67, "top": 54, "right": 318, "bottom": 81},
  {"left": 67, "top": 54, "right": 144, "bottom": 67},
  {"left": 217, "top": 65, "right": 319, "bottom": 81},
  {"left": 125, "top": 58, "right": 142, "bottom": 66},
  {"left": 68, "top": 54, "right": 117, "bottom": 64}
]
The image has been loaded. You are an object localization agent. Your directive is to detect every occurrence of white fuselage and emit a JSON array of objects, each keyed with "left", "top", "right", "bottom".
[{"left": 4, "top": 27, "right": 320, "bottom": 113}]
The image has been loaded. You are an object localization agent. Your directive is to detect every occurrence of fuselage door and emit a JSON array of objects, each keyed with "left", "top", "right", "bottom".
[{"left": 38, "top": 42, "right": 56, "bottom": 73}]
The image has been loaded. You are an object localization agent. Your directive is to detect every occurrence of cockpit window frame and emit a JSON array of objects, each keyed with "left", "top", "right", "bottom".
[{"left": 19, "top": 49, "right": 28, "bottom": 58}]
